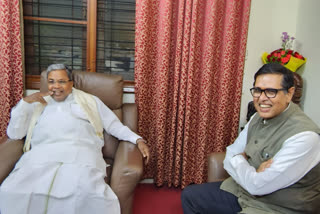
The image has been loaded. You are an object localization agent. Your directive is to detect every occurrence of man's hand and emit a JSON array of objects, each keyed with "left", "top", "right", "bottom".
[
  {"left": 136, "top": 138, "right": 150, "bottom": 164},
  {"left": 240, "top": 152, "right": 249, "bottom": 160},
  {"left": 23, "top": 91, "right": 53, "bottom": 105},
  {"left": 257, "top": 159, "right": 273, "bottom": 173}
]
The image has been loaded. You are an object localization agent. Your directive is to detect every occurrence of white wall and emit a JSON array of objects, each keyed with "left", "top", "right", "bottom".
[
  {"left": 295, "top": 0, "right": 320, "bottom": 127},
  {"left": 240, "top": 0, "right": 320, "bottom": 128},
  {"left": 240, "top": 0, "right": 300, "bottom": 129}
]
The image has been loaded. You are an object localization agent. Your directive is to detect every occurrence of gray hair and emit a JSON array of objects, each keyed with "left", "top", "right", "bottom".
[{"left": 46, "top": 64, "right": 73, "bottom": 81}]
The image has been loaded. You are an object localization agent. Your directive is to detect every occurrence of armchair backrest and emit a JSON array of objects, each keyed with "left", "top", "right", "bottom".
[{"left": 40, "top": 71, "right": 124, "bottom": 179}]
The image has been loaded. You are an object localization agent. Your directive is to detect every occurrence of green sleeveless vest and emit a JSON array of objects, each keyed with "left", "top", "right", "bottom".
[{"left": 221, "top": 103, "right": 320, "bottom": 214}]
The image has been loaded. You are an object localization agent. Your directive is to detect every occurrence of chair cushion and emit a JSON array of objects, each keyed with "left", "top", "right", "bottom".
[{"left": 0, "top": 137, "right": 23, "bottom": 184}]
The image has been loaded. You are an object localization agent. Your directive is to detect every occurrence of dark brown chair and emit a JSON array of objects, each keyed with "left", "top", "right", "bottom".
[
  {"left": 0, "top": 71, "right": 143, "bottom": 214},
  {"left": 207, "top": 152, "right": 229, "bottom": 182}
]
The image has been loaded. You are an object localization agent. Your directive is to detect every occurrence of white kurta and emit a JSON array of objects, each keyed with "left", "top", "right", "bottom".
[{"left": 0, "top": 92, "right": 141, "bottom": 214}]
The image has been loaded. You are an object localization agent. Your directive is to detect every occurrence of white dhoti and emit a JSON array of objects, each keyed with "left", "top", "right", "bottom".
[{"left": 0, "top": 145, "right": 120, "bottom": 214}]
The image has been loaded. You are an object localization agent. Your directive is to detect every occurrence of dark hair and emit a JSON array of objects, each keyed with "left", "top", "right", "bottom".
[
  {"left": 253, "top": 63, "right": 294, "bottom": 90},
  {"left": 46, "top": 64, "right": 73, "bottom": 81}
]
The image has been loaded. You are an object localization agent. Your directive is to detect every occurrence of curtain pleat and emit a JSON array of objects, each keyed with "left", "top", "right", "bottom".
[
  {"left": 0, "top": 0, "right": 24, "bottom": 138},
  {"left": 135, "top": 0, "right": 251, "bottom": 188}
]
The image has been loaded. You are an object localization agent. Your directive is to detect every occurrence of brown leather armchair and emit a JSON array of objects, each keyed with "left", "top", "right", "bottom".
[
  {"left": 0, "top": 71, "right": 143, "bottom": 214},
  {"left": 207, "top": 152, "right": 229, "bottom": 182}
]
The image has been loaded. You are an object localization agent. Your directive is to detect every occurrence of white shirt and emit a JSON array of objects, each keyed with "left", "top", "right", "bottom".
[
  {"left": 7, "top": 93, "right": 142, "bottom": 176},
  {"left": 223, "top": 114, "right": 320, "bottom": 196},
  {"left": 7, "top": 93, "right": 141, "bottom": 144}
]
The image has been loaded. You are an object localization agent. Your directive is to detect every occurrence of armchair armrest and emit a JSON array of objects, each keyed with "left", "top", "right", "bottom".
[
  {"left": 112, "top": 102, "right": 143, "bottom": 214},
  {"left": 122, "top": 103, "right": 138, "bottom": 132},
  {"left": 207, "top": 152, "right": 229, "bottom": 182},
  {"left": 111, "top": 141, "right": 143, "bottom": 214},
  {"left": 0, "top": 136, "right": 24, "bottom": 184}
]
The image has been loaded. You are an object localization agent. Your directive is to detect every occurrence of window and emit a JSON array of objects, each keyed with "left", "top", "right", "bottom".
[
  {"left": 96, "top": 0, "right": 135, "bottom": 80},
  {"left": 23, "top": 0, "right": 136, "bottom": 89}
]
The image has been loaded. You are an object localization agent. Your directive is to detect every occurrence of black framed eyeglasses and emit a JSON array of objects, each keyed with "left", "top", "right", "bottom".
[{"left": 250, "top": 87, "right": 287, "bottom": 98}]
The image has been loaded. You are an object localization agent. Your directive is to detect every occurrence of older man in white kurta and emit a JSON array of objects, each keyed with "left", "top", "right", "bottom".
[{"left": 0, "top": 64, "right": 149, "bottom": 214}]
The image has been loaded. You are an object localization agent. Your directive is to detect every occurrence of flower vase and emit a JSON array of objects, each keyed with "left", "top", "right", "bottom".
[{"left": 261, "top": 52, "right": 307, "bottom": 72}]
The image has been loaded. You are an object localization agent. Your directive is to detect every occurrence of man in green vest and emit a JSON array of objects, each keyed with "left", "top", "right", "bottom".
[{"left": 181, "top": 63, "right": 320, "bottom": 214}]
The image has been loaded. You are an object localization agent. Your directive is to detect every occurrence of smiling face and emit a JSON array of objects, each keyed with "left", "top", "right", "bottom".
[
  {"left": 253, "top": 74, "right": 294, "bottom": 119},
  {"left": 47, "top": 69, "right": 73, "bottom": 102}
]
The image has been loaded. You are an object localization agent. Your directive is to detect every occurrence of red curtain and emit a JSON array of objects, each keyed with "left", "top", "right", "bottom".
[
  {"left": 135, "top": 0, "right": 251, "bottom": 188},
  {"left": 0, "top": 0, "right": 23, "bottom": 138}
]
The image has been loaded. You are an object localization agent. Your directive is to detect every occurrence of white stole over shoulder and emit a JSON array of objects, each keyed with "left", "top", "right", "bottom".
[{"left": 23, "top": 88, "right": 104, "bottom": 152}]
